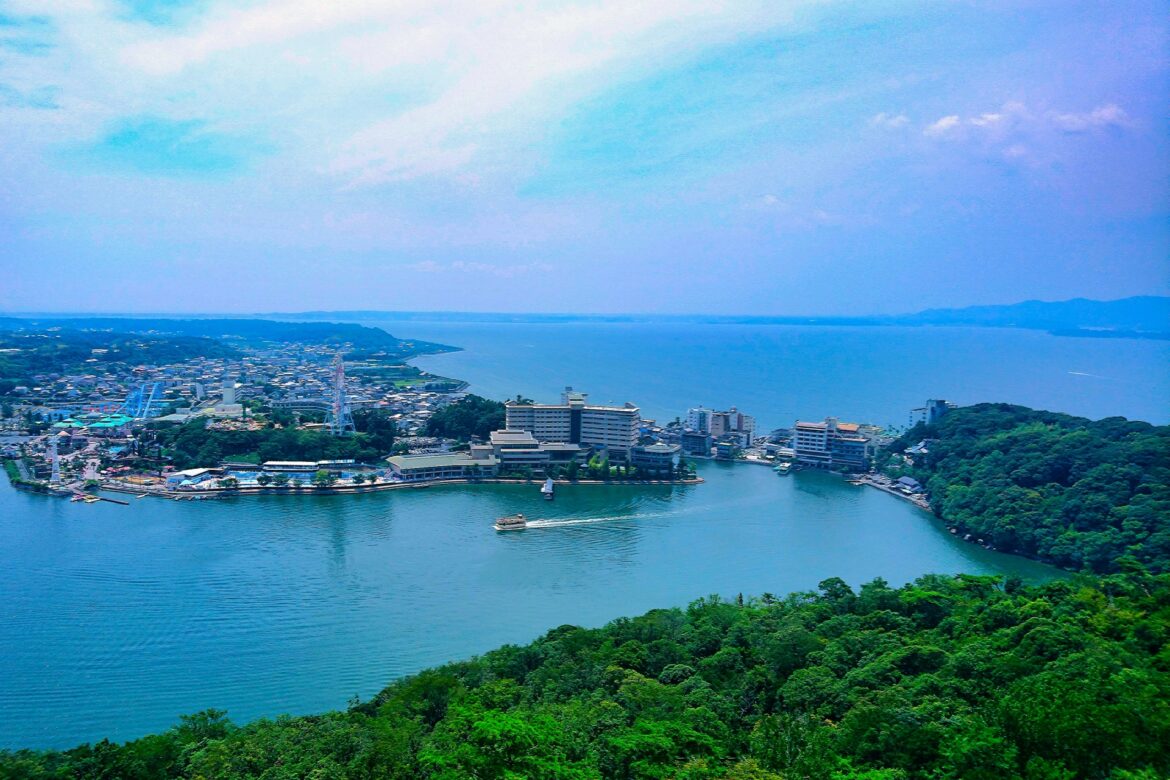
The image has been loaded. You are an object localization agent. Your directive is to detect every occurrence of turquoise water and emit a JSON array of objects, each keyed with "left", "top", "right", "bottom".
[
  {"left": 1, "top": 463, "right": 1056, "bottom": 749},
  {"left": 5, "top": 321, "right": 1162, "bottom": 750},
  {"left": 394, "top": 322, "right": 1170, "bottom": 428}
]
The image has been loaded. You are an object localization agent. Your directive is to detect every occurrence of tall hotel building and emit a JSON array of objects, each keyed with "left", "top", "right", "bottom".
[
  {"left": 686, "top": 406, "right": 757, "bottom": 446},
  {"left": 792, "top": 417, "right": 872, "bottom": 471},
  {"left": 504, "top": 387, "right": 640, "bottom": 460}
]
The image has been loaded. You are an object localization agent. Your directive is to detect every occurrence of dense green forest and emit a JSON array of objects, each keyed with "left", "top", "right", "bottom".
[
  {"left": 149, "top": 409, "right": 396, "bottom": 468},
  {"left": 3, "top": 572, "right": 1167, "bottom": 779},
  {"left": 425, "top": 394, "right": 506, "bottom": 440},
  {"left": 0, "top": 328, "right": 240, "bottom": 394},
  {"left": 884, "top": 404, "right": 1170, "bottom": 574}
]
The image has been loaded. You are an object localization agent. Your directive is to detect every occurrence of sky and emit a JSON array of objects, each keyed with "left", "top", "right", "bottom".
[{"left": 0, "top": 0, "right": 1167, "bottom": 315}]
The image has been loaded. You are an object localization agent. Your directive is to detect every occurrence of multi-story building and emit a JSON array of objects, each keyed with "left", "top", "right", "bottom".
[
  {"left": 686, "top": 405, "right": 756, "bottom": 446},
  {"left": 792, "top": 417, "right": 874, "bottom": 471},
  {"left": 505, "top": 387, "right": 640, "bottom": 460},
  {"left": 909, "top": 399, "right": 956, "bottom": 427},
  {"left": 686, "top": 406, "right": 714, "bottom": 434},
  {"left": 630, "top": 442, "right": 681, "bottom": 472},
  {"left": 680, "top": 430, "right": 713, "bottom": 457}
]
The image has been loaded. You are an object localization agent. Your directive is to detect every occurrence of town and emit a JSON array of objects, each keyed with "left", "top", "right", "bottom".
[{"left": 0, "top": 333, "right": 947, "bottom": 509}]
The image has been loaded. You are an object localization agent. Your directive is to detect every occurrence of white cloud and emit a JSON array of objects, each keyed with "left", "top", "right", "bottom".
[
  {"left": 923, "top": 115, "right": 960, "bottom": 136},
  {"left": 869, "top": 112, "right": 909, "bottom": 128},
  {"left": 969, "top": 112, "right": 1003, "bottom": 127},
  {"left": 1050, "top": 103, "right": 1129, "bottom": 132},
  {"left": 88, "top": 0, "right": 812, "bottom": 185}
]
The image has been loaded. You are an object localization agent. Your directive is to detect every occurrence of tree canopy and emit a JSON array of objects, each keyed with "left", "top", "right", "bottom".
[
  {"left": 884, "top": 403, "right": 1170, "bottom": 574},
  {"left": 425, "top": 395, "right": 505, "bottom": 440},
  {"left": 152, "top": 416, "right": 394, "bottom": 468},
  {"left": 3, "top": 573, "right": 1167, "bottom": 779}
]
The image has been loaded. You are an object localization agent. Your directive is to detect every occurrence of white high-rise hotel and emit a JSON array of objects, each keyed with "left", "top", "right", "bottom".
[
  {"left": 505, "top": 387, "right": 640, "bottom": 460},
  {"left": 686, "top": 406, "right": 756, "bottom": 446}
]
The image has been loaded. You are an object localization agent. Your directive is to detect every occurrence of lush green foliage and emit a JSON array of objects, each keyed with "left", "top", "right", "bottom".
[
  {"left": 886, "top": 404, "right": 1170, "bottom": 574},
  {"left": 3, "top": 573, "right": 1167, "bottom": 779},
  {"left": 425, "top": 394, "right": 505, "bottom": 440},
  {"left": 150, "top": 412, "right": 396, "bottom": 469}
]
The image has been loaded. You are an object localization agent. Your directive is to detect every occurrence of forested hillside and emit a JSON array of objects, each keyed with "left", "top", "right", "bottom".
[
  {"left": 3, "top": 573, "right": 1168, "bottom": 779},
  {"left": 425, "top": 394, "right": 506, "bottom": 440},
  {"left": 886, "top": 404, "right": 1170, "bottom": 573}
]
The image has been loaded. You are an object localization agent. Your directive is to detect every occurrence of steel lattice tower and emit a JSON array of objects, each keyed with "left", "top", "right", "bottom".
[
  {"left": 49, "top": 435, "right": 61, "bottom": 485},
  {"left": 329, "top": 352, "right": 355, "bottom": 436}
]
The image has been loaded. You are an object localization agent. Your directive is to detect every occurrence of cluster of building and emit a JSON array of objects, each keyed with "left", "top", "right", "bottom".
[
  {"left": 677, "top": 405, "right": 757, "bottom": 459},
  {"left": 3, "top": 341, "right": 477, "bottom": 490},
  {"left": 387, "top": 388, "right": 683, "bottom": 482},
  {"left": 10, "top": 343, "right": 464, "bottom": 438}
]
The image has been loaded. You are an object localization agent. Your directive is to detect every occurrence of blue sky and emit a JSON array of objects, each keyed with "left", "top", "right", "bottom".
[{"left": 0, "top": 0, "right": 1166, "bottom": 314}]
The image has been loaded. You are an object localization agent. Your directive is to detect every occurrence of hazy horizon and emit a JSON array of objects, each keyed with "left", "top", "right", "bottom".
[{"left": 1, "top": 294, "right": 1167, "bottom": 321}]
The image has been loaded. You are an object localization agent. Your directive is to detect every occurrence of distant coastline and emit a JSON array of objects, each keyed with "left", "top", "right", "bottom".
[{"left": 5, "top": 295, "right": 1168, "bottom": 340}]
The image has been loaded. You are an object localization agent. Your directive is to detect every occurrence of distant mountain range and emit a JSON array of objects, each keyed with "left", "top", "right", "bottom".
[
  {"left": 261, "top": 296, "right": 1170, "bottom": 339},
  {"left": 893, "top": 296, "right": 1170, "bottom": 338},
  {"left": 5, "top": 296, "right": 1167, "bottom": 340}
]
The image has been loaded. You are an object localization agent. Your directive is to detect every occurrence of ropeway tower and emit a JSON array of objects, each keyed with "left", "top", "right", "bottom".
[
  {"left": 329, "top": 352, "right": 355, "bottom": 436},
  {"left": 49, "top": 435, "right": 61, "bottom": 485}
]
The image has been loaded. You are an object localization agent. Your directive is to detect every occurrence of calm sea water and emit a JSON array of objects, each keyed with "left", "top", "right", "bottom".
[
  {"left": 3, "top": 464, "right": 1055, "bottom": 749},
  {"left": 3, "top": 322, "right": 1163, "bottom": 750},
  {"left": 393, "top": 322, "right": 1170, "bottom": 428}
]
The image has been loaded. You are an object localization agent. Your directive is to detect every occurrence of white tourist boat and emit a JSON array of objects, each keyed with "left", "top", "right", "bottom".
[{"left": 541, "top": 477, "right": 555, "bottom": 500}]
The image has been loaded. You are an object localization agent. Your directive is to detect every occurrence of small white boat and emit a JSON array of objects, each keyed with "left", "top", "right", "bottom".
[
  {"left": 775, "top": 461, "right": 792, "bottom": 474},
  {"left": 541, "top": 477, "right": 555, "bottom": 500},
  {"left": 495, "top": 513, "right": 527, "bottom": 531}
]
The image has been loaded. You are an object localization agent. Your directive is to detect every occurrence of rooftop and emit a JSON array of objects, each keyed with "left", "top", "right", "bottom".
[
  {"left": 386, "top": 453, "right": 498, "bottom": 469},
  {"left": 490, "top": 429, "right": 539, "bottom": 446},
  {"left": 635, "top": 442, "right": 681, "bottom": 453}
]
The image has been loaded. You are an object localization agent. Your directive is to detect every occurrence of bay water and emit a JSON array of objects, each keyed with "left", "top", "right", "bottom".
[{"left": 4, "top": 321, "right": 1166, "bottom": 749}]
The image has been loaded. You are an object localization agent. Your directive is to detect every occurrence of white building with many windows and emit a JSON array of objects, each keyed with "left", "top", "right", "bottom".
[
  {"left": 792, "top": 417, "right": 873, "bottom": 471},
  {"left": 686, "top": 405, "right": 756, "bottom": 446},
  {"left": 505, "top": 387, "right": 640, "bottom": 460}
]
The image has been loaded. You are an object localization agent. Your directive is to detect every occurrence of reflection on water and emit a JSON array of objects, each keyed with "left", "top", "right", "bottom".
[{"left": 0, "top": 462, "right": 1059, "bottom": 750}]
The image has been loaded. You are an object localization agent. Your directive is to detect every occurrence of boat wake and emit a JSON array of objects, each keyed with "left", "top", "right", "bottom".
[{"left": 525, "top": 513, "right": 651, "bottom": 528}]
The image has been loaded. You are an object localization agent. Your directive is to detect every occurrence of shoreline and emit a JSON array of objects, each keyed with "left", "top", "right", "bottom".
[
  {"left": 101, "top": 474, "right": 705, "bottom": 499},
  {"left": 849, "top": 474, "right": 933, "bottom": 512}
]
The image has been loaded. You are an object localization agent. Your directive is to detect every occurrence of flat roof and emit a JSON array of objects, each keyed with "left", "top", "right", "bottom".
[
  {"left": 490, "top": 429, "right": 539, "bottom": 444},
  {"left": 386, "top": 453, "right": 497, "bottom": 469},
  {"left": 171, "top": 468, "right": 215, "bottom": 477}
]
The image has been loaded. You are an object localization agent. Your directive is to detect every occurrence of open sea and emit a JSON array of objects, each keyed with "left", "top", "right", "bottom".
[{"left": 2, "top": 321, "right": 1166, "bottom": 749}]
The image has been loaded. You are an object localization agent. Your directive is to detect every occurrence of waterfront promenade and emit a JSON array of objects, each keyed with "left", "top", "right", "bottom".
[{"left": 102, "top": 474, "right": 704, "bottom": 499}]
